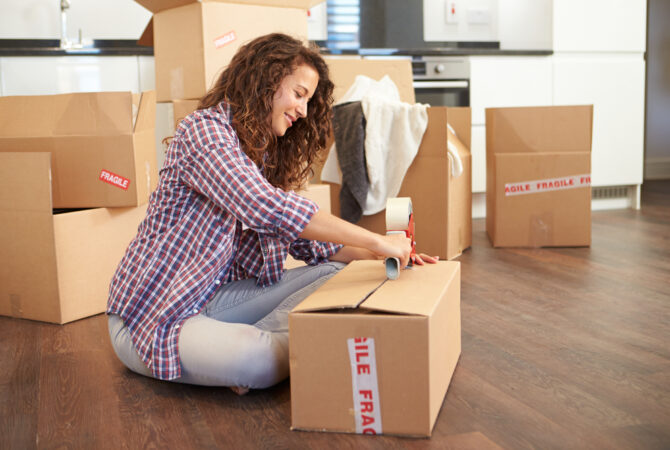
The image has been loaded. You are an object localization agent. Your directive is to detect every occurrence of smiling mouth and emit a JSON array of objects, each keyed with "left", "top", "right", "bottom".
[{"left": 285, "top": 113, "right": 296, "bottom": 126}]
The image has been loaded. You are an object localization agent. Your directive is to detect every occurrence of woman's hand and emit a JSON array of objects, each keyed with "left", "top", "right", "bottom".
[
  {"left": 373, "top": 233, "right": 413, "bottom": 269},
  {"left": 411, "top": 253, "right": 440, "bottom": 265}
]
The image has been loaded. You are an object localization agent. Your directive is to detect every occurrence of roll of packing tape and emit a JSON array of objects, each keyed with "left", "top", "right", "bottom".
[{"left": 385, "top": 197, "right": 412, "bottom": 230}]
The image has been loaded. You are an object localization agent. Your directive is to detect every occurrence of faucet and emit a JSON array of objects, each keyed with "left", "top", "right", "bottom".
[{"left": 60, "top": 0, "right": 84, "bottom": 49}]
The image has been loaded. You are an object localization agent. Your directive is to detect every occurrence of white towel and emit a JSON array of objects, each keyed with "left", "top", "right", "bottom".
[
  {"left": 361, "top": 97, "right": 428, "bottom": 215},
  {"left": 447, "top": 123, "right": 464, "bottom": 178},
  {"left": 320, "top": 75, "right": 401, "bottom": 185}
]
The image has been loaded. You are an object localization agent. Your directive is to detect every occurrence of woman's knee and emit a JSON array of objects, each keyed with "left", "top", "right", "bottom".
[{"left": 235, "top": 330, "right": 289, "bottom": 389}]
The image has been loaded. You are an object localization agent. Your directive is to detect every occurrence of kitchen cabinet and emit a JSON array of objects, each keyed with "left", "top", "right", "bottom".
[
  {"left": 0, "top": 56, "right": 142, "bottom": 96},
  {"left": 551, "top": 0, "right": 646, "bottom": 207},
  {"left": 469, "top": 55, "right": 553, "bottom": 192},
  {"left": 553, "top": 54, "right": 646, "bottom": 187},
  {"left": 470, "top": 55, "right": 553, "bottom": 124},
  {"left": 553, "top": 0, "right": 646, "bottom": 53}
]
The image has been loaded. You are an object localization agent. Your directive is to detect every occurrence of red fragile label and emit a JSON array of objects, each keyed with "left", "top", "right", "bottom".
[
  {"left": 505, "top": 174, "right": 591, "bottom": 196},
  {"left": 99, "top": 169, "right": 130, "bottom": 190},
  {"left": 214, "top": 31, "right": 236, "bottom": 49}
]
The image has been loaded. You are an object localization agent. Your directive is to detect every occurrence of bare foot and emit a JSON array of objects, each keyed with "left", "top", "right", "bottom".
[{"left": 229, "top": 386, "right": 250, "bottom": 396}]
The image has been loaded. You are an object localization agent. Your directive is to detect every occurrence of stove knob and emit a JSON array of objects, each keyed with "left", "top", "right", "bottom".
[{"left": 434, "top": 64, "right": 445, "bottom": 74}]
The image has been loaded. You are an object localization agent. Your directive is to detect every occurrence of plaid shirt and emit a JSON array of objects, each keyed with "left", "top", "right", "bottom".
[{"left": 107, "top": 102, "right": 342, "bottom": 381}]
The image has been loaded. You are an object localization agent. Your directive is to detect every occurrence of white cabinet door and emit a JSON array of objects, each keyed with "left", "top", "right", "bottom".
[
  {"left": 469, "top": 56, "right": 552, "bottom": 193},
  {"left": 553, "top": 0, "right": 647, "bottom": 52},
  {"left": 470, "top": 56, "right": 552, "bottom": 125},
  {"left": 553, "top": 54, "right": 645, "bottom": 187},
  {"left": 0, "top": 56, "right": 141, "bottom": 95}
]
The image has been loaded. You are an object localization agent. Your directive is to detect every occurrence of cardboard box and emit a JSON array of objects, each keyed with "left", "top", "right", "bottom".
[
  {"left": 285, "top": 183, "right": 332, "bottom": 269},
  {"left": 319, "top": 59, "right": 472, "bottom": 260},
  {"left": 486, "top": 105, "right": 593, "bottom": 247},
  {"left": 289, "top": 260, "right": 461, "bottom": 437},
  {"left": 172, "top": 99, "right": 201, "bottom": 130},
  {"left": 324, "top": 57, "right": 416, "bottom": 104},
  {"left": 136, "top": 0, "right": 322, "bottom": 102},
  {"left": 0, "top": 91, "right": 158, "bottom": 208},
  {"left": 0, "top": 153, "right": 147, "bottom": 324}
]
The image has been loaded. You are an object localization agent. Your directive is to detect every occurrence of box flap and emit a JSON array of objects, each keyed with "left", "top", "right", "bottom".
[
  {"left": 133, "top": 91, "right": 157, "bottom": 132},
  {"left": 446, "top": 106, "right": 471, "bottom": 149},
  {"left": 0, "top": 92, "right": 137, "bottom": 137},
  {"left": 292, "top": 260, "right": 460, "bottom": 317},
  {"left": 486, "top": 105, "right": 593, "bottom": 154},
  {"left": 137, "top": 17, "right": 154, "bottom": 47},
  {"left": 136, "top": 0, "right": 321, "bottom": 13},
  {"left": 0, "top": 153, "right": 53, "bottom": 212},
  {"left": 292, "top": 260, "right": 386, "bottom": 312},
  {"left": 361, "top": 261, "right": 459, "bottom": 316}
]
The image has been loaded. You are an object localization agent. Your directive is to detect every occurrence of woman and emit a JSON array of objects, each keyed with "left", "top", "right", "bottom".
[{"left": 107, "top": 33, "right": 438, "bottom": 394}]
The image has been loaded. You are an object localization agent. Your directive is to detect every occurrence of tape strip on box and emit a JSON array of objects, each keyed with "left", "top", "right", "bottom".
[
  {"left": 347, "top": 337, "right": 382, "bottom": 435},
  {"left": 505, "top": 174, "right": 591, "bottom": 196}
]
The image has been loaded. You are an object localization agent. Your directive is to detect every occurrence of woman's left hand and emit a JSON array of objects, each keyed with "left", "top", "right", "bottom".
[{"left": 411, "top": 253, "right": 440, "bottom": 265}]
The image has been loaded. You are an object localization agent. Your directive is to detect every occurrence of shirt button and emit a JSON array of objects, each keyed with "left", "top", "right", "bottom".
[{"left": 214, "top": 279, "right": 220, "bottom": 285}]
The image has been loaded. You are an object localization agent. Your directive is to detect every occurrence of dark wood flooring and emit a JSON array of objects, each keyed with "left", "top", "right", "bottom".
[{"left": 2, "top": 180, "right": 669, "bottom": 449}]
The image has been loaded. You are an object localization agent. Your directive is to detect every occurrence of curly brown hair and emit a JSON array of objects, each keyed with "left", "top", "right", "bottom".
[{"left": 198, "top": 33, "right": 334, "bottom": 191}]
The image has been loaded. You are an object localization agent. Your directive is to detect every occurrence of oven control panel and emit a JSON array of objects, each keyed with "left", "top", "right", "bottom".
[{"left": 412, "top": 57, "right": 470, "bottom": 80}]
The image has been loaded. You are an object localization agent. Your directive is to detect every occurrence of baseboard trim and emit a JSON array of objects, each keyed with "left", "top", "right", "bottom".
[{"left": 645, "top": 157, "right": 670, "bottom": 180}]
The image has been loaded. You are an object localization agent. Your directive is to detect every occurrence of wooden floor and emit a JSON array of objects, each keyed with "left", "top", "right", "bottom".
[{"left": 2, "top": 180, "right": 669, "bottom": 450}]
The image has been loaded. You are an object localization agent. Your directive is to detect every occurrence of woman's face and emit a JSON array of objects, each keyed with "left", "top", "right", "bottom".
[{"left": 271, "top": 63, "right": 319, "bottom": 137}]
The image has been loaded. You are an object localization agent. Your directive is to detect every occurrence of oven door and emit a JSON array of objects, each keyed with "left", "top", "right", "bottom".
[{"left": 413, "top": 80, "right": 470, "bottom": 107}]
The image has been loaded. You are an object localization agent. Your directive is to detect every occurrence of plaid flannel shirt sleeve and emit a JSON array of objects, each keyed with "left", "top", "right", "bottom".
[
  {"left": 289, "top": 239, "right": 343, "bottom": 265},
  {"left": 179, "top": 113, "right": 317, "bottom": 243}
]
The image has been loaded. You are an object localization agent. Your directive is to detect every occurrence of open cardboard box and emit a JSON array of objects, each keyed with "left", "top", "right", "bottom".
[
  {"left": 486, "top": 105, "right": 593, "bottom": 247},
  {"left": 135, "top": 0, "right": 323, "bottom": 102},
  {"left": 289, "top": 260, "right": 461, "bottom": 437},
  {"left": 0, "top": 153, "right": 147, "bottom": 324},
  {"left": 0, "top": 91, "right": 158, "bottom": 208},
  {"left": 319, "top": 57, "right": 472, "bottom": 260}
]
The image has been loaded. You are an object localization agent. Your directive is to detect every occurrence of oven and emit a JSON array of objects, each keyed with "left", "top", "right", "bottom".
[{"left": 412, "top": 57, "right": 470, "bottom": 107}]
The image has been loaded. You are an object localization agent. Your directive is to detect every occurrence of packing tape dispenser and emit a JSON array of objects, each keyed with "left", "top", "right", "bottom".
[{"left": 384, "top": 197, "right": 416, "bottom": 280}]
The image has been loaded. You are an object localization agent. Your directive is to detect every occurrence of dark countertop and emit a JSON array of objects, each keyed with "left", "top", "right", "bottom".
[
  {"left": 0, "top": 39, "right": 153, "bottom": 56},
  {"left": 326, "top": 47, "right": 553, "bottom": 57},
  {"left": 0, "top": 39, "right": 551, "bottom": 58}
]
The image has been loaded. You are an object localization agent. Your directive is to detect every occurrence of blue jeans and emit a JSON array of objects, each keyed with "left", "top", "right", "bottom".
[{"left": 108, "top": 261, "right": 344, "bottom": 388}]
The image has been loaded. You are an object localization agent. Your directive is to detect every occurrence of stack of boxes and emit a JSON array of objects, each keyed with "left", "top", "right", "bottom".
[
  {"left": 0, "top": 91, "right": 158, "bottom": 324},
  {"left": 134, "top": 0, "right": 321, "bottom": 105}
]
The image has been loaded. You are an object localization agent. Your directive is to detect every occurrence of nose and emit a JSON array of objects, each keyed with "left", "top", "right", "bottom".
[{"left": 296, "top": 99, "right": 308, "bottom": 118}]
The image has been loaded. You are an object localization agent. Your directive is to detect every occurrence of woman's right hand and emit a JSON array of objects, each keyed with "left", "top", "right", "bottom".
[{"left": 373, "top": 233, "right": 412, "bottom": 269}]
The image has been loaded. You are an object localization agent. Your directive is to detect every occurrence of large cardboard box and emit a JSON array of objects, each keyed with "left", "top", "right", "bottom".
[
  {"left": 172, "top": 99, "right": 201, "bottom": 130},
  {"left": 0, "top": 91, "right": 158, "bottom": 208},
  {"left": 486, "top": 105, "right": 593, "bottom": 247},
  {"left": 327, "top": 107, "right": 472, "bottom": 260},
  {"left": 0, "top": 153, "right": 147, "bottom": 324},
  {"left": 289, "top": 260, "right": 461, "bottom": 437},
  {"left": 324, "top": 57, "right": 417, "bottom": 104},
  {"left": 320, "top": 58, "right": 472, "bottom": 260},
  {"left": 136, "top": 0, "right": 322, "bottom": 102}
]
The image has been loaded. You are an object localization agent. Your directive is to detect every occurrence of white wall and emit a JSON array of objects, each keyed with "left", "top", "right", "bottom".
[
  {"left": 497, "top": 0, "right": 552, "bottom": 50},
  {"left": 0, "top": 0, "right": 151, "bottom": 40}
]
